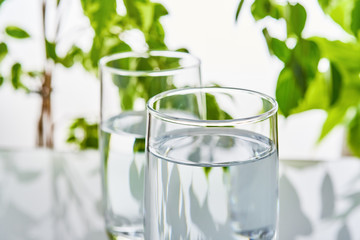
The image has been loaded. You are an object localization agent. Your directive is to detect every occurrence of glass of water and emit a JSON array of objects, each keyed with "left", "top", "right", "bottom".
[
  {"left": 100, "top": 51, "right": 201, "bottom": 239},
  {"left": 145, "top": 87, "right": 279, "bottom": 240}
]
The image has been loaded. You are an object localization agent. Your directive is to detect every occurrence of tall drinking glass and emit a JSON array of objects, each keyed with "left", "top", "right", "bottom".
[
  {"left": 145, "top": 87, "right": 279, "bottom": 240},
  {"left": 100, "top": 51, "right": 201, "bottom": 239}
]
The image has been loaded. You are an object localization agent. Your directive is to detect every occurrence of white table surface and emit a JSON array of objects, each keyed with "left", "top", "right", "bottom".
[{"left": 0, "top": 149, "right": 360, "bottom": 240}]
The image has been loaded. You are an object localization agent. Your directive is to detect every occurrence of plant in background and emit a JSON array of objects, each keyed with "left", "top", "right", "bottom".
[
  {"left": 236, "top": 0, "right": 360, "bottom": 156},
  {"left": 67, "top": 0, "right": 173, "bottom": 149},
  {"left": 0, "top": 0, "right": 170, "bottom": 149}
]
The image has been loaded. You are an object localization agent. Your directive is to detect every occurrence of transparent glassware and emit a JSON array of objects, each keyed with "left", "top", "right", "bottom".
[
  {"left": 145, "top": 87, "right": 279, "bottom": 240},
  {"left": 99, "top": 51, "right": 201, "bottom": 239}
]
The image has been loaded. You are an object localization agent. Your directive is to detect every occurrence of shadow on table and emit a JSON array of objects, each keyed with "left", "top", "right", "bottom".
[
  {"left": 280, "top": 159, "right": 360, "bottom": 240},
  {"left": 0, "top": 151, "right": 107, "bottom": 240},
  {"left": 279, "top": 175, "right": 312, "bottom": 239}
]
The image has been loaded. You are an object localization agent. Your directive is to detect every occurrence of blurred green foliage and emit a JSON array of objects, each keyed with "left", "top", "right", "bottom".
[
  {"left": 110, "top": 54, "right": 184, "bottom": 112},
  {"left": 0, "top": 0, "right": 171, "bottom": 149},
  {"left": 70, "top": 0, "right": 172, "bottom": 149},
  {"left": 5, "top": 26, "right": 30, "bottom": 39},
  {"left": 236, "top": 0, "right": 360, "bottom": 157},
  {"left": 0, "top": 20, "right": 32, "bottom": 92},
  {"left": 66, "top": 118, "right": 99, "bottom": 150},
  {"left": 80, "top": 0, "right": 168, "bottom": 74}
]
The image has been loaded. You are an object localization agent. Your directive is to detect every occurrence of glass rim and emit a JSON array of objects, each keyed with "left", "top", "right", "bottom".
[
  {"left": 147, "top": 87, "right": 278, "bottom": 126},
  {"left": 99, "top": 50, "right": 201, "bottom": 77}
]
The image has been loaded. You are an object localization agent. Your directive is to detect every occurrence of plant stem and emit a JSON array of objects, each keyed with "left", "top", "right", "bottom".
[{"left": 37, "top": 0, "right": 54, "bottom": 148}]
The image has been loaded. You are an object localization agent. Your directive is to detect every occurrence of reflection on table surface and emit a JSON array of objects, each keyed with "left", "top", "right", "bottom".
[
  {"left": 280, "top": 159, "right": 360, "bottom": 240},
  {"left": 0, "top": 150, "right": 360, "bottom": 240},
  {"left": 0, "top": 150, "right": 106, "bottom": 240}
]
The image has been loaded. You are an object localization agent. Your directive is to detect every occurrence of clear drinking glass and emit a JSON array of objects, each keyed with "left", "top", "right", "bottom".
[
  {"left": 100, "top": 51, "right": 201, "bottom": 239},
  {"left": 145, "top": 87, "right": 279, "bottom": 240}
]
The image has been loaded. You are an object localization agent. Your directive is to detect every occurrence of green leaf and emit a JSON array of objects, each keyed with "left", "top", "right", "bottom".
[
  {"left": 146, "top": 22, "right": 167, "bottom": 49},
  {"left": 154, "top": 3, "right": 168, "bottom": 20},
  {"left": 0, "top": 42, "right": 8, "bottom": 62},
  {"left": 81, "top": 0, "right": 117, "bottom": 36},
  {"left": 262, "top": 28, "right": 290, "bottom": 62},
  {"left": 0, "top": 0, "right": 6, "bottom": 7},
  {"left": 133, "top": 138, "right": 145, "bottom": 153},
  {"left": 292, "top": 73, "right": 329, "bottom": 113},
  {"left": 176, "top": 48, "right": 189, "bottom": 53},
  {"left": 123, "top": 0, "right": 139, "bottom": 22},
  {"left": 251, "top": 0, "right": 283, "bottom": 20},
  {"left": 88, "top": 38, "right": 102, "bottom": 70},
  {"left": 321, "top": 0, "right": 354, "bottom": 34},
  {"left": 26, "top": 71, "right": 42, "bottom": 78},
  {"left": 275, "top": 67, "right": 302, "bottom": 117},
  {"left": 329, "top": 62, "right": 342, "bottom": 106},
  {"left": 58, "top": 45, "right": 83, "bottom": 68},
  {"left": 66, "top": 135, "right": 76, "bottom": 142},
  {"left": 351, "top": 0, "right": 360, "bottom": 38},
  {"left": 318, "top": 0, "right": 331, "bottom": 10},
  {"left": 101, "top": 131, "right": 111, "bottom": 186},
  {"left": 144, "top": 3, "right": 168, "bottom": 49},
  {"left": 0, "top": 75, "right": 4, "bottom": 86},
  {"left": 347, "top": 108, "right": 360, "bottom": 157},
  {"left": 80, "top": 0, "right": 171, "bottom": 71},
  {"left": 272, "top": 38, "right": 290, "bottom": 62},
  {"left": 106, "top": 232, "right": 117, "bottom": 240},
  {"left": 287, "top": 3, "right": 307, "bottom": 37},
  {"left": 112, "top": 74, "right": 131, "bottom": 89},
  {"left": 341, "top": 85, "right": 360, "bottom": 109},
  {"left": 318, "top": 85, "right": 360, "bottom": 143},
  {"left": 135, "top": 2, "right": 154, "bottom": 32},
  {"left": 312, "top": 37, "right": 360, "bottom": 74},
  {"left": 124, "top": 0, "right": 168, "bottom": 33},
  {"left": 295, "top": 40, "right": 320, "bottom": 79},
  {"left": 204, "top": 167, "right": 211, "bottom": 178},
  {"left": 85, "top": 35, "right": 131, "bottom": 72},
  {"left": 106, "top": 39, "right": 131, "bottom": 54},
  {"left": 235, "top": 0, "right": 245, "bottom": 21},
  {"left": 318, "top": 106, "right": 347, "bottom": 141},
  {"left": 66, "top": 118, "right": 99, "bottom": 149},
  {"left": 45, "top": 40, "right": 57, "bottom": 61},
  {"left": 290, "top": 39, "right": 320, "bottom": 93},
  {"left": 267, "top": 35, "right": 290, "bottom": 62},
  {"left": 205, "top": 93, "right": 232, "bottom": 120},
  {"left": 158, "top": 90, "right": 201, "bottom": 118},
  {"left": 120, "top": 87, "right": 135, "bottom": 110},
  {"left": 5, "top": 26, "right": 30, "bottom": 39},
  {"left": 81, "top": 0, "right": 118, "bottom": 70},
  {"left": 11, "top": 63, "right": 22, "bottom": 89},
  {"left": 251, "top": 0, "right": 269, "bottom": 20},
  {"left": 288, "top": 57, "right": 307, "bottom": 94}
]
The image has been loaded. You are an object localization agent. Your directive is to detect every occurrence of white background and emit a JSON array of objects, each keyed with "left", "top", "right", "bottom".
[{"left": 0, "top": 0, "right": 348, "bottom": 159}]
